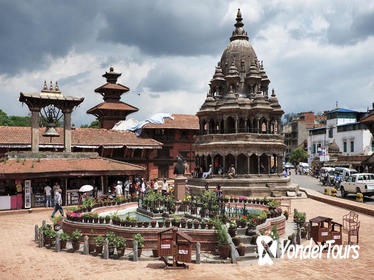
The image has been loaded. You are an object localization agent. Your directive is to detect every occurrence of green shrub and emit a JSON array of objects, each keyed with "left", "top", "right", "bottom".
[{"left": 133, "top": 233, "right": 144, "bottom": 248}]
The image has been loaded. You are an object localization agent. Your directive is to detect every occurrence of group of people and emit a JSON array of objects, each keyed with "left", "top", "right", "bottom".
[
  {"left": 193, "top": 164, "right": 236, "bottom": 178},
  {"left": 110, "top": 177, "right": 172, "bottom": 198},
  {"left": 204, "top": 183, "right": 223, "bottom": 197}
]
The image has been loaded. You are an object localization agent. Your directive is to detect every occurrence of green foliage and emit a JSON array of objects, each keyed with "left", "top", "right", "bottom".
[
  {"left": 270, "top": 225, "right": 280, "bottom": 240},
  {"left": 50, "top": 216, "right": 62, "bottom": 225},
  {"left": 289, "top": 148, "right": 308, "bottom": 165},
  {"left": 60, "top": 232, "right": 70, "bottom": 241},
  {"left": 94, "top": 235, "right": 104, "bottom": 246},
  {"left": 213, "top": 218, "right": 229, "bottom": 245},
  {"left": 293, "top": 209, "right": 306, "bottom": 224},
  {"left": 80, "top": 120, "right": 99, "bottom": 128},
  {"left": 114, "top": 236, "right": 126, "bottom": 248},
  {"left": 199, "top": 190, "right": 219, "bottom": 209},
  {"left": 105, "top": 231, "right": 116, "bottom": 246},
  {"left": 71, "top": 229, "right": 82, "bottom": 242},
  {"left": 133, "top": 233, "right": 144, "bottom": 248},
  {"left": 0, "top": 109, "right": 30, "bottom": 127}
]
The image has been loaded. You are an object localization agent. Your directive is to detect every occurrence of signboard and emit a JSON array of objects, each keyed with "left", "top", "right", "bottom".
[
  {"left": 161, "top": 244, "right": 171, "bottom": 249},
  {"left": 320, "top": 232, "right": 329, "bottom": 237},
  {"left": 24, "top": 180, "right": 32, "bottom": 209},
  {"left": 333, "top": 235, "right": 341, "bottom": 240},
  {"left": 320, "top": 155, "right": 330, "bottom": 162},
  {"left": 178, "top": 249, "right": 188, "bottom": 255}
]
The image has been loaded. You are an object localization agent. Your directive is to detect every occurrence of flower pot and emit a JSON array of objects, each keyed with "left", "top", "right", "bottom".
[
  {"left": 200, "top": 223, "right": 207, "bottom": 229},
  {"left": 137, "top": 222, "right": 143, "bottom": 227},
  {"left": 180, "top": 222, "right": 186, "bottom": 228},
  {"left": 218, "top": 244, "right": 231, "bottom": 259},
  {"left": 237, "top": 245, "right": 245, "bottom": 256},
  {"left": 193, "top": 223, "right": 200, "bottom": 229},
  {"left": 61, "top": 240, "right": 67, "bottom": 249},
  {"left": 88, "top": 217, "right": 93, "bottom": 223},
  {"left": 117, "top": 247, "right": 125, "bottom": 257},
  {"left": 89, "top": 242, "right": 96, "bottom": 253},
  {"left": 108, "top": 246, "right": 115, "bottom": 256},
  {"left": 284, "top": 214, "right": 289, "bottom": 220},
  {"left": 95, "top": 245, "right": 103, "bottom": 254},
  {"left": 187, "top": 223, "right": 193, "bottom": 229},
  {"left": 158, "top": 221, "right": 164, "bottom": 228},
  {"left": 138, "top": 248, "right": 142, "bottom": 257},
  {"left": 207, "top": 222, "right": 213, "bottom": 229},
  {"left": 152, "top": 249, "right": 159, "bottom": 257},
  {"left": 151, "top": 221, "right": 157, "bottom": 228},
  {"left": 130, "top": 221, "right": 136, "bottom": 227},
  {"left": 232, "top": 237, "right": 240, "bottom": 246},
  {"left": 143, "top": 222, "right": 149, "bottom": 228},
  {"left": 99, "top": 218, "right": 104, "bottom": 224},
  {"left": 44, "top": 236, "right": 52, "bottom": 247},
  {"left": 93, "top": 218, "right": 98, "bottom": 223},
  {"left": 165, "top": 221, "right": 171, "bottom": 227},
  {"left": 72, "top": 241, "right": 80, "bottom": 251},
  {"left": 228, "top": 228, "right": 236, "bottom": 237},
  {"left": 105, "top": 217, "right": 110, "bottom": 224}
]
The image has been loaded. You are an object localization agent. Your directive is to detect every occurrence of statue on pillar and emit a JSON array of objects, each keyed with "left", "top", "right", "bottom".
[{"left": 174, "top": 155, "right": 185, "bottom": 175}]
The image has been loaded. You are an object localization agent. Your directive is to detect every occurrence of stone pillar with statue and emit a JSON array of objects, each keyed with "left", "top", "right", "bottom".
[{"left": 173, "top": 156, "right": 187, "bottom": 201}]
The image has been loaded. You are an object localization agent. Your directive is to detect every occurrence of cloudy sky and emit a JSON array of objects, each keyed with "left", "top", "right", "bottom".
[{"left": 0, "top": 0, "right": 374, "bottom": 126}]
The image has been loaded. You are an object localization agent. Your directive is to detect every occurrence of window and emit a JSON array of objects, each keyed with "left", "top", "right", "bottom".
[
  {"left": 350, "top": 141, "right": 354, "bottom": 152},
  {"left": 372, "top": 141, "right": 374, "bottom": 152},
  {"left": 328, "top": 128, "right": 333, "bottom": 138},
  {"left": 312, "top": 144, "right": 316, "bottom": 154},
  {"left": 343, "top": 142, "right": 347, "bottom": 152}
]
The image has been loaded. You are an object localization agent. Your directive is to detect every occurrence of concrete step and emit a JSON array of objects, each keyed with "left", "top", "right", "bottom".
[
  {"left": 237, "top": 235, "right": 252, "bottom": 244},
  {"left": 237, "top": 252, "right": 258, "bottom": 261},
  {"left": 236, "top": 228, "right": 247, "bottom": 235},
  {"left": 244, "top": 244, "right": 257, "bottom": 254}
]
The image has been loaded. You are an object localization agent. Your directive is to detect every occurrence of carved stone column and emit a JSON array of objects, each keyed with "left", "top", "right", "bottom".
[
  {"left": 257, "top": 155, "right": 260, "bottom": 174},
  {"left": 235, "top": 116, "right": 239, "bottom": 133},
  {"left": 63, "top": 109, "right": 72, "bottom": 153},
  {"left": 31, "top": 109, "right": 40, "bottom": 153}
]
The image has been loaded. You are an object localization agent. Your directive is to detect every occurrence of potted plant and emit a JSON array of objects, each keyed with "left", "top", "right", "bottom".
[
  {"left": 237, "top": 243, "right": 245, "bottom": 256},
  {"left": 94, "top": 235, "right": 104, "bottom": 255},
  {"left": 44, "top": 227, "right": 56, "bottom": 247},
  {"left": 99, "top": 216, "right": 104, "bottom": 224},
  {"left": 193, "top": 220, "right": 200, "bottom": 229},
  {"left": 228, "top": 219, "right": 237, "bottom": 237},
  {"left": 134, "top": 233, "right": 144, "bottom": 257},
  {"left": 239, "top": 216, "right": 247, "bottom": 228},
  {"left": 137, "top": 220, "right": 143, "bottom": 227},
  {"left": 207, "top": 220, "right": 214, "bottom": 229},
  {"left": 283, "top": 210, "right": 289, "bottom": 220},
  {"left": 51, "top": 216, "right": 63, "bottom": 231},
  {"left": 115, "top": 236, "right": 126, "bottom": 257},
  {"left": 151, "top": 220, "right": 157, "bottom": 228},
  {"left": 301, "top": 226, "right": 307, "bottom": 239},
  {"left": 180, "top": 218, "right": 187, "bottom": 228},
  {"left": 60, "top": 232, "right": 69, "bottom": 249},
  {"left": 129, "top": 218, "right": 136, "bottom": 227},
  {"left": 215, "top": 220, "right": 230, "bottom": 259},
  {"left": 248, "top": 218, "right": 257, "bottom": 230},
  {"left": 232, "top": 236, "right": 240, "bottom": 246},
  {"left": 200, "top": 221, "right": 207, "bottom": 229},
  {"left": 106, "top": 232, "right": 116, "bottom": 256},
  {"left": 105, "top": 215, "right": 111, "bottom": 224},
  {"left": 158, "top": 220, "right": 164, "bottom": 228},
  {"left": 71, "top": 229, "right": 82, "bottom": 251},
  {"left": 92, "top": 213, "right": 99, "bottom": 223},
  {"left": 143, "top": 221, "right": 149, "bottom": 228},
  {"left": 187, "top": 219, "right": 193, "bottom": 229},
  {"left": 164, "top": 218, "right": 171, "bottom": 228}
]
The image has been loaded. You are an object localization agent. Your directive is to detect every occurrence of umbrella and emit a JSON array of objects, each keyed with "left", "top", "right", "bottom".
[{"left": 79, "top": 185, "right": 94, "bottom": 192}]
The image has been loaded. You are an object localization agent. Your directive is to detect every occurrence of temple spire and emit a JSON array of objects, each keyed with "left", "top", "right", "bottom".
[{"left": 230, "top": 8, "right": 248, "bottom": 41}]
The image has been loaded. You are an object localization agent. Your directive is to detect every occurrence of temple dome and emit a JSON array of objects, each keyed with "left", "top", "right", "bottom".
[
  {"left": 220, "top": 9, "right": 258, "bottom": 76},
  {"left": 328, "top": 140, "right": 340, "bottom": 153}
]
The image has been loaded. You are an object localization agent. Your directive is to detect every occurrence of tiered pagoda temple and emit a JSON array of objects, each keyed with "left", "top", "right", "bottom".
[
  {"left": 188, "top": 9, "right": 297, "bottom": 196},
  {"left": 87, "top": 66, "right": 138, "bottom": 129}
]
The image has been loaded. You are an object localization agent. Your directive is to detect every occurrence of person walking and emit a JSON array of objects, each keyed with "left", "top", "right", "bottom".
[
  {"left": 52, "top": 182, "right": 60, "bottom": 206},
  {"left": 115, "top": 181, "right": 123, "bottom": 197},
  {"left": 51, "top": 188, "right": 63, "bottom": 218}
]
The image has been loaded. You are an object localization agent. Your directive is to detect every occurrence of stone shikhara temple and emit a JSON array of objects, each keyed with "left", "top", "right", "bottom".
[{"left": 189, "top": 9, "right": 297, "bottom": 196}]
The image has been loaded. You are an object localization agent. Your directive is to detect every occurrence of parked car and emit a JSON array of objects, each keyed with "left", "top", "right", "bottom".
[{"left": 340, "top": 173, "right": 374, "bottom": 197}]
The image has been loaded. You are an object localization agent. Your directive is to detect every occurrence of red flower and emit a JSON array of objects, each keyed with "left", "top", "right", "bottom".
[{"left": 252, "top": 218, "right": 255, "bottom": 222}]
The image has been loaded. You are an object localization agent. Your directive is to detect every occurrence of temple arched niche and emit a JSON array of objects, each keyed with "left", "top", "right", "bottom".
[
  {"left": 237, "top": 154, "right": 248, "bottom": 174},
  {"left": 213, "top": 154, "right": 223, "bottom": 174},
  {"left": 250, "top": 154, "right": 258, "bottom": 174},
  {"left": 224, "top": 154, "right": 235, "bottom": 172},
  {"left": 227, "top": 117, "right": 235, "bottom": 133}
]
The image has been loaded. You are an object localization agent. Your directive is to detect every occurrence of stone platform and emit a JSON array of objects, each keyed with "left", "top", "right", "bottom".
[{"left": 188, "top": 175, "right": 298, "bottom": 197}]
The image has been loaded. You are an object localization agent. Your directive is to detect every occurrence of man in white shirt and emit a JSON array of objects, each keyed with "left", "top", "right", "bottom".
[
  {"left": 162, "top": 179, "right": 168, "bottom": 196},
  {"left": 124, "top": 179, "right": 130, "bottom": 198},
  {"left": 44, "top": 184, "right": 52, "bottom": 207},
  {"left": 154, "top": 179, "right": 159, "bottom": 192},
  {"left": 115, "top": 181, "right": 123, "bottom": 196}
]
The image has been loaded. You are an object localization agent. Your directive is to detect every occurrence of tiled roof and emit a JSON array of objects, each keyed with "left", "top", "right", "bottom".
[
  {"left": 0, "top": 126, "right": 162, "bottom": 148},
  {"left": 0, "top": 157, "right": 144, "bottom": 178},
  {"left": 360, "top": 112, "right": 374, "bottom": 123},
  {"left": 94, "top": 83, "right": 129, "bottom": 93},
  {"left": 143, "top": 114, "right": 199, "bottom": 130},
  {"left": 87, "top": 101, "right": 138, "bottom": 113}
]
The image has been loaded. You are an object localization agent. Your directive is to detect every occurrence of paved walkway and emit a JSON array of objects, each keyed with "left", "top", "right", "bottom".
[{"left": 0, "top": 198, "right": 373, "bottom": 280}]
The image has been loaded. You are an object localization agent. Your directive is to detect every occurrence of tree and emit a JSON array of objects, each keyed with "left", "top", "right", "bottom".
[
  {"left": 80, "top": 120, "right": 99, "bottom": 128},
  {"left": 289, "top": 148, "right": 308, "bottom": 164},
  {"left": 0, "top": 109, "right": 30, "bottom": 127}
]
